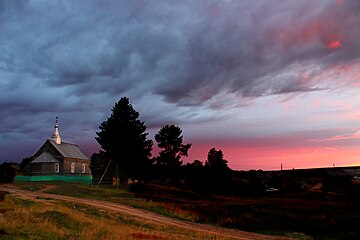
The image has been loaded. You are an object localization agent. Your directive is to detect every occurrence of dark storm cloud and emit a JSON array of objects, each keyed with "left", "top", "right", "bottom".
[
  {"left": 1, "top": 1, "right": 359, "bottom": 104},
  {"left": 1, "top": 0, "right": 360, "bottom": 162}
]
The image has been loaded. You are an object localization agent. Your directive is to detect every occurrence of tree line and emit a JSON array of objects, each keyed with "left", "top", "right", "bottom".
[{"left": 92, "top": 97, "right": 229, "bottom": 190}]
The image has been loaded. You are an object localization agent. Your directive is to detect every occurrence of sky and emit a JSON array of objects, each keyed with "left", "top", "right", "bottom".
[{"left": 1, "top": 0, "right": 359, "bottom": 170}]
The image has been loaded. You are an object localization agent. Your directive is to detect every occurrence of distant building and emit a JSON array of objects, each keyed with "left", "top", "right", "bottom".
[
  {"left": 15, "top": 117, "right": 92, "bottom": 184},
  {"left": 0, "top": 162, "right": 21, "bottom": 183}
]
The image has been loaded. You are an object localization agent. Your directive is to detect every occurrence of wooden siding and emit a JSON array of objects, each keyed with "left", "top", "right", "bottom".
[
  {"left": 63, "top": 158, "right": 91, "bottom": 175},
  {"left": 31, "top": 163, "right": 56, "bottom": 174}
]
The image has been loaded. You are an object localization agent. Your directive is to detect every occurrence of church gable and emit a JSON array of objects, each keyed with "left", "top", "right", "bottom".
[
  {"left": 33, "top": 140, "right": 63, "bottom": 161},
  {"left": 31, "top": 152, "right": 60, "bottom": 163}
]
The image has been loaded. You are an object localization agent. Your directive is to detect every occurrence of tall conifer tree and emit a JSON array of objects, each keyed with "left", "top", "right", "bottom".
[{"left": 96, "top": 97, "right": 153, "bottom": 181}]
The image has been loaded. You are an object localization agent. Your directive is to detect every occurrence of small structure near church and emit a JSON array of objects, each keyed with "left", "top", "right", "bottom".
[
  {"left": 16, "top": 117, "right": 92, "bottom": 184},
  {"left": 0, "top": 162, "right": 21, "bottom": 183}
]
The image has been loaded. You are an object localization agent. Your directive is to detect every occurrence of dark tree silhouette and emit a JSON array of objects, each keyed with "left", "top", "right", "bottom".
[
  {"left": 182, "top": 160, "right": 206, "bottom": 190},
  {"left": 190, "top": 159, "right": 204, "bottom": 168},
  {"left": 90, "top": 151, "right": 106, "bottom": 171},
  {"left": 90, "top": 151, "right": 108, "bottom": 180},
  {"left": 154, "top": 125, "right": 191, "bottom": 168},
  {"left": 205, "top": 148, "right": 229, "bottom": 171},
  {"left": 95, "top": 97, "right": 153, "bottom": 181},
  {"left": 204, "top": 148, "right": 230, "bottom": 191},
  {"left": 20, "top": 156, "right": 33, "bottom": 170},
  {"left": 20, "top": 156, "right": 33, "bottom": 174}
]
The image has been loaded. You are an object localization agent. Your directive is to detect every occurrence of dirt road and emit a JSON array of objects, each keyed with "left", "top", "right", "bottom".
[{"left": 0, "top": 184, "right": 293, "bottom": 240}]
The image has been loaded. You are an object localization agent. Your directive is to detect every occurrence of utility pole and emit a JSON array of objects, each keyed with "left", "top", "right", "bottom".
[
  {"left": 116, "top": 161, "right": 119, "bottom": 190},
  {"left": 97, "top": 158, "right": 112, "bottom": 188}
]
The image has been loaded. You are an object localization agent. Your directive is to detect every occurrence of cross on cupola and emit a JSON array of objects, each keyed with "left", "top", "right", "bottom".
[{"left": 51, "top": 116, "right": 61, "bottom": 144}]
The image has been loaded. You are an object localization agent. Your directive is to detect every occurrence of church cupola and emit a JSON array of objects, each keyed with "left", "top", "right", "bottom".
[{"left": 51, "top": 116, "right": 61, "bottom": 144}]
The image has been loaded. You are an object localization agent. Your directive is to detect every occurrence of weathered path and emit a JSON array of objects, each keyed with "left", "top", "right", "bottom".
[{"left": 0, "top": 184, "right": 293, "bottom": 240}]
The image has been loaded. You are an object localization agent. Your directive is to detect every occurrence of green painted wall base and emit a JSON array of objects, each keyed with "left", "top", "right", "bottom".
[{"left": 15, "top": 175, "right": 93, "bottom": 184}]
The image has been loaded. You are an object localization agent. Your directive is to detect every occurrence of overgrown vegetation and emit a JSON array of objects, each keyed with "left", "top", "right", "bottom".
[{"left": 138, "top": 184, "right": 360, "bottom": 239}]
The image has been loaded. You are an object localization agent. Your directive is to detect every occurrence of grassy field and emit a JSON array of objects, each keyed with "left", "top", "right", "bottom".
[
  {"left": 0, "top": 192, "right": 237, "bottom": 240},
  {"left": 5, "top": 181, "right": 360, "bottom": 239}
]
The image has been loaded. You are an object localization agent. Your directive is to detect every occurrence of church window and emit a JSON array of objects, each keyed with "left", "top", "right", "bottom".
[
  {"left": 82, "top": 163, "right": 86, "bottom": 174},
  {"left": 71, "top": 162, "right": 75, "bottom": 173}
]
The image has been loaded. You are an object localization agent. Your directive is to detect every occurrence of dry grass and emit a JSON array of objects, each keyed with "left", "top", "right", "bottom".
[
  {"left": 15, "top": 182, "right": 360, "bottom": 239},
  {"left": 0, "top": 194, "right": 238, "bottom": 240}
]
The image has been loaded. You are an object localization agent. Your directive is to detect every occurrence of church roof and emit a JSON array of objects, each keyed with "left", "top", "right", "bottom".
[
  {"left": 48, "top": 139, "right": 90, "bottom": 161},
  {"left": 31, "top": 152, "right": 60, "bottom": 163}
]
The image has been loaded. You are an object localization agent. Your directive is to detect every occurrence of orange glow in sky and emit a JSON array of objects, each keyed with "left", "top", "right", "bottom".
[{"left": 327, "top": 40, "right": 342, "bottom": 49}]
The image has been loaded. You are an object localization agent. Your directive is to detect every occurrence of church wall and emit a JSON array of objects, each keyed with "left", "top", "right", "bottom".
[
  {"left": 31, "top": 163, "right": 56, "bottom": 175},
  {"left": 31, "top": 163, "right": 42, "bottom": 173},
  {"left": 63, "top": 158, "right": 92, "bottom": 175},
  {"left": 41, "top": 163, "right": 55, "bottom": 174},
  {"left": 63, "top": 159, "right": 72, "bottom": 174}
]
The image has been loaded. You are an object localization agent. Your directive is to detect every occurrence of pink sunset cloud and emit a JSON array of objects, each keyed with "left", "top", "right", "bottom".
[
  {"left": 327, "top": 40, "right": 342, "bottom": 49},
  {"left": 310, "top": 130, "right": 360, "bottom": 142}
]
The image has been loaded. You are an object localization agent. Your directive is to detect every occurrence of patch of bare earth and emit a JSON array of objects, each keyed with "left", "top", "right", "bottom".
[{"left": 0, "top": 184, "right": 293, "bottom": 240}]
